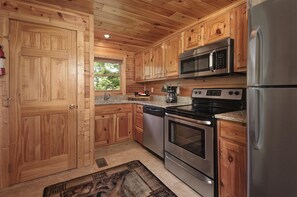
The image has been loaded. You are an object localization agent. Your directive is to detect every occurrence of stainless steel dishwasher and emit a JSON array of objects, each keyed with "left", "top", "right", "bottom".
[{"left": 143, "top": 105, "right": 165, "bottom": 158}]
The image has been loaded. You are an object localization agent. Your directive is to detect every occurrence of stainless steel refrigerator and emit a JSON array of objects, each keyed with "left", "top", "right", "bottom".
[{"left": 248, "top": 0, "right": 297, "bottom": 196}]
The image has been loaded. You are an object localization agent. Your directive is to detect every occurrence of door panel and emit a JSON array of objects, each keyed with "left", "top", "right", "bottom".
[
  {"left": 9, "top": 20, "right": 77, "bottom": 184},
  {"left": 248, "top": 87, "right": 297, "bottom": 196},
  {"left": 248, "top": 0, "right": 297, "bottom": 86}
]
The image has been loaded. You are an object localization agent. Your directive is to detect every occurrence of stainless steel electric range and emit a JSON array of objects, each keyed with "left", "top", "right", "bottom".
[{"left": 164, "top": 88, "right": 246, "bottom": 197}]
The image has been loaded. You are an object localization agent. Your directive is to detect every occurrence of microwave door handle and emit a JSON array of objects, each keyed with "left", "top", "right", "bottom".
[{"left": 209, "top": 50, "right": 216, "bottom": 72}]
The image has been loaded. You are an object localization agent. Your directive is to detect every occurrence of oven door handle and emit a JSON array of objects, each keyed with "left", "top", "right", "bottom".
[
  {"left": 165, "top": 153, "right": 213, "bottom": 185},
  {"left": 165, "top": 113, "right": 212, "bottom": 126}
]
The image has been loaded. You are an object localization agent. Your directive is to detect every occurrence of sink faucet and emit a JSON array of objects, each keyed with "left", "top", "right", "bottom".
[{"left": 103, "top": 91, "right": 111, "bottom": 101}]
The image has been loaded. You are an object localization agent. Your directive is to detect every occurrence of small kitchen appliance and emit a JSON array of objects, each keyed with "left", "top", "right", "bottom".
[
  {"left": 165, "top": 86, "right": 178, "bottom": 103},
  {"left": 165, "top": 88, "right": 246, "bottom": 197}
]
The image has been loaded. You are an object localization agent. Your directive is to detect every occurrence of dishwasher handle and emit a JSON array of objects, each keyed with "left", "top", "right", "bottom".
[{"left": 143, "top": 105, "right": 165, "bottom": 117}]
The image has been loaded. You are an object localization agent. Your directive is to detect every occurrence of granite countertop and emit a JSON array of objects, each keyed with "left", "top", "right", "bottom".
[
  {"left": 95, "top": 100, "right": 191, "bottom": 108},
  {"left": 215, "top": 110, "right": 247, "bottom": 124}
]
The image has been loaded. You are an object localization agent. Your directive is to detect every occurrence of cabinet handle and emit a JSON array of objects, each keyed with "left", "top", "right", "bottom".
[
  {"left": 188, "top": 37, "right": 191, "bottom": 41},
  {"left": 228, "top": 155, "right": 233, "bottom": 163},
  {"left": 216, "top": 28, "right": 221, "bottom": 34}
]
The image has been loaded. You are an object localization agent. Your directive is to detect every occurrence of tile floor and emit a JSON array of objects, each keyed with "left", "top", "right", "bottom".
[{"left": 0, "top": 141, "right": 201, "bottom": 197}]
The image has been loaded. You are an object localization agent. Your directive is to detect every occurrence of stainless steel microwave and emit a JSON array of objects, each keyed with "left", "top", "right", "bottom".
[{"left": 179, "top": 38, "right": 234, "bottom": 78}]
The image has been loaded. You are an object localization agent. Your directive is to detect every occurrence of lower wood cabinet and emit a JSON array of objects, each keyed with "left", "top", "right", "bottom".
[
  {"left": 95, "top": 104, "right": 133, "bottom": 148},
  {"left": 133, "top": 104, "right": 143, "bottom": 144},
  {"left": 218, "top": 120, "right": 247, "bottom": 197}
]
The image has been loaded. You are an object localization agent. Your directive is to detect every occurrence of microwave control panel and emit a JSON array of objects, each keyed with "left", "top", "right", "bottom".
[{"left": 215, "top": 50, "right": 227, "bottom": 69}]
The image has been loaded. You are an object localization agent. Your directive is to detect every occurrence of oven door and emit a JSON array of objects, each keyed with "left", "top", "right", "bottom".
[{"left": 165, "top": 114, "right": 214, "bottom": 178}]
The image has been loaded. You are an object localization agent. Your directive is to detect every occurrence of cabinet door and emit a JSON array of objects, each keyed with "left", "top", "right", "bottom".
[
  {"left": 205, "top": 12, "right": 231, "bottom": 44},
  {"left": 184, "top": 23, "right": 204, "bottom": 50},
  {"left": 135, "top": 52, "right": 143, "bottom": 81},
  {"left": 152, "top": 43, "right": 164, "bottom": 79},
  {"left": 219, "top": 139, "right": 247, "bottom": 197},
  {"left": 95, "top": 115, "right": 114, "bottom": 148},
  {"left": 115, "top": 112, "right": 132, "bottom": 142},
  {"left": 135, "top": 113, "right": 143, "bottom": 129},
  {"left": 134, "top": 126, "right": 143, "bottom": 144},
  {"left": 164, "top": 34, "right": 183, "bottom": 77},
  {"left": 232, "top": 3, "right": 248, "bottom": 72},
  {"left": 143, "top": 49, "right": 152, "bottom": 80}
]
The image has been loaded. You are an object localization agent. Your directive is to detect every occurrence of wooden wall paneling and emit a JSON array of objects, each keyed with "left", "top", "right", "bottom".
[
  {"left": 1, "top": 0, "right": 89, "bottom": 31},
  {"left": 93, "top": 46, "right": 144, "bottom": 95},
  {"left": 0, "top": 14, "right": 9, "bottom": 188},
  {"left": 144, "top": 76, "right": 247, "bottom": 96},
  {"left": 88, "top": 14, "right": 95, "bottom": 166}
]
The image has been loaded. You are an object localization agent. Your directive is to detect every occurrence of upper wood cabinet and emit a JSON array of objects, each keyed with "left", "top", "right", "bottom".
[
  {"left": 204, "top": 12, "right": 231, "bottom": 44},
  {"left": 184, "top": 23, "right": 204, "bottom": 50},
  {"left": 143, "top": 49, "right": 153, "bottom": 80},
  {"left": 135, "top": 52, "right": 143, "bottom": 81},
  {"left": 152, "top": 43, "right": 164, "bottom": 79},
  {"left": 231, "top": 3, "right": 248, "bottom": 72},
  {"left": 164, "top": 34, "right": 183, "bottom": 77},
  {"left": 218, "top": 120, "right": 247, "bottom": 197}
]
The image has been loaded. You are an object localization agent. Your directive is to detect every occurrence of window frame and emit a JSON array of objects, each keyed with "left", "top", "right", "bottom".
[{"left": 93, "top": 53, "right": 126, "bottom": 96}]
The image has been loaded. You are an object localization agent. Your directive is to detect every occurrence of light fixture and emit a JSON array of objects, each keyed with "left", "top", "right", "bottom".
[{"left": 104, "top": 34, "right": 112, "bottom": 39}]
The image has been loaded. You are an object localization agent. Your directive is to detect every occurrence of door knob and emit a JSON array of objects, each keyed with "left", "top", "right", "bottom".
[{"left": 69, "top": 104, "right": 77, "bottom": 109}]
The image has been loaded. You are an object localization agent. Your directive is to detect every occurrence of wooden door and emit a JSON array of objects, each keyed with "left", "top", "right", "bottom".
[
  {"left": 232, "top": 3, "right": 248, "bottom": 72},
  {"left": 164, "top": 34, "right": 183, "bottom": 77},
  {"left": 184, "top": 23, "right": 204, "bottom": 50},
  {"left": 143, "top": 49, "right": 152, "bottom": 80},
  {"left": 205, "top": 12, "right": 231, "bottom": 44},
  {"left": 152, "top": 43, "right": 164, "bottom": 79},
  {"left": 135, "top": 52, "right": 143, "bottom": 81},
  {"left": 219, "top": 139, "right": 247, "bottom": 197},
  {"left": 115, "top": 112, "right": 132, "bottom": 142},
  {"left": 95, "top": 115, "right": 114, "bottom": 148},
  {"left": 9, "top": 20, "right": 77, "bottom": 184}
]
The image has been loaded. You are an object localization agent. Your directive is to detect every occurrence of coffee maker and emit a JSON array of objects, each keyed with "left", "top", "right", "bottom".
[{"left": 166, "top": 86, "right": 177, "bottom": 103}]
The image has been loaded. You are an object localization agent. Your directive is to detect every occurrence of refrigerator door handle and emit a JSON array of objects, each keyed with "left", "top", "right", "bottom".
[
  {"left": 249, "top": 88, "right": 263, "bottom": 150},
  {"left": 248, "top": 26, "right": 263, "bottom": 86}
]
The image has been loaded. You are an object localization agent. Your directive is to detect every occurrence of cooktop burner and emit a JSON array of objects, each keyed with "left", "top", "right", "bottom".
[{"left": 166, "top": 88, "right": 246, "bottom": 119}]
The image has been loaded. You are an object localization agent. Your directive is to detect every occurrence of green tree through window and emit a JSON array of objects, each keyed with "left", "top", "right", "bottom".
[{"left": 94, "top": 58, "right": 121, "bottom": 91}]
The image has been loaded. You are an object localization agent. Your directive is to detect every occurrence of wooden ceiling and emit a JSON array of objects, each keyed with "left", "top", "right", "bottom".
[
  {"left": 18, "top": 0, "right": 240, "bottom": 52},
  {"left": 94, "top": 0, "right": 240, "bottom": 52}
]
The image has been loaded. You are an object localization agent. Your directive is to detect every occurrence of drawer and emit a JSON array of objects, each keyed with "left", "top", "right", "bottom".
[
  {"left": 136, "top": 104, "right": 143, "bottom": 113},
  {"left": 95, "top": 104, "right": 132, "bottom": 115},
  {"left": 136, "top": 113, "right": 143, "bottom": 129},
  {"left": 219, "top": 120, "right": 246, "bottom": 144},
  {"left": 134, "top": 127, "right": 143, "bottom": 144}
]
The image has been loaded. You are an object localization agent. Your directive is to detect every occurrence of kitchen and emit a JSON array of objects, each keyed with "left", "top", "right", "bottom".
[{"left": 0, "top": 0, "right": 296, "bottom": 197}]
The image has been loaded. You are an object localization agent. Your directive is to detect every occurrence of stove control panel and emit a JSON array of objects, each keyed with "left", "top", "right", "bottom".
[{"left": 192, "top": 88, "right": 244, "bottom": 100}]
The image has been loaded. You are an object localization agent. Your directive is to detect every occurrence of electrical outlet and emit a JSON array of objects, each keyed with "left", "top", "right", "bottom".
[{"left": 151, "top": 87, "right": 154, "bottom": 93}]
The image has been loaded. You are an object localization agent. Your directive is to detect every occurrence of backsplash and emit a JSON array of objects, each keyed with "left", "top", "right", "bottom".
[{"left": 95, "top": 94, "right": 191, "bottom": 103}]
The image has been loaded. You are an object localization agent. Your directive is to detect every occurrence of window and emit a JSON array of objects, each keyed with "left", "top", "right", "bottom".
[{"left": 94, "top": 58, "right": 122, "bottom": 91}]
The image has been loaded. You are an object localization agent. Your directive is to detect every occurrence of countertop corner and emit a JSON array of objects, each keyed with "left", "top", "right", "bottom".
[{"left": 215, "top": 110, "right": 247, "bottom": 124}]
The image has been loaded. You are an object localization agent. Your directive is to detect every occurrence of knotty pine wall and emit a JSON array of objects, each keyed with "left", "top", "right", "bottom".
[
  {"left": 94, "top": 44, "right": 144, "bottom": 95},
  {"left": 0, "top": 0, "right": 94, "bottom": 188},
  {"left": 145, "top": 75, "right": 247, "bottom": 96}
]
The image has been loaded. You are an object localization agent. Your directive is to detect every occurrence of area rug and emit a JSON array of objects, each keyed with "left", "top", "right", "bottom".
[{"left": 43, "top": 160, "right": 177, "bottom": 197}]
